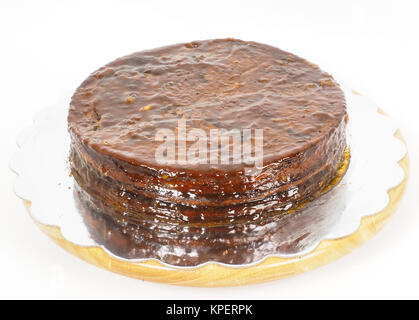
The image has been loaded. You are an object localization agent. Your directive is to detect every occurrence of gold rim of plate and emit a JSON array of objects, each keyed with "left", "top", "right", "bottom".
[{"left": 23, "top": 125, "right": 409, "bottom": 287}]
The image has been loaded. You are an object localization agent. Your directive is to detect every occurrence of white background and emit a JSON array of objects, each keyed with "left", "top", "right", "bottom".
[{"left": 1, "top": 0, "right": 418, "bottom": 299}]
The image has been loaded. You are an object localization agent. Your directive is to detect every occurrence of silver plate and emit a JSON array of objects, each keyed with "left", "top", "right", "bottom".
[{"left": 10, "top": 86, "right": 407, "bottom": 269}]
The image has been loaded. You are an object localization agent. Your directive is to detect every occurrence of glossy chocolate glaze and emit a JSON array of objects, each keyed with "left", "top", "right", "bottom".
[
  {"left": 74, "top": 148, "right": 349, "bottom": 266},
  {"left": 68, "top": 39, "right": 349, "bottom": 265}
]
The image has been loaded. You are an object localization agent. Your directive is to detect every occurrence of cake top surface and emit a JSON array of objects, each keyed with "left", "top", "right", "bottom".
[{"left": 68, "top": 38, "right": 346, "bottom": 170}]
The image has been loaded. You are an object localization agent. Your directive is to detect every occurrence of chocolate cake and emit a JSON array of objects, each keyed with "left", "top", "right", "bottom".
[{"left": 68, "top": 39, "right": 349, "bottom": 266}]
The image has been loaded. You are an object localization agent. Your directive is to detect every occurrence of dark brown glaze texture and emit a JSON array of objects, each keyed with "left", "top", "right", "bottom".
[
  {"left": 68, "top": 39, "right": 349, "bottom": 266},
  {"left": 73, "top": 148, "right": 349, "bottom": 266}
]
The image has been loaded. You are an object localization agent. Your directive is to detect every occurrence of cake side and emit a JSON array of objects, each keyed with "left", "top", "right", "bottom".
[{"left": 73, "top": 148, "right": 349, "bottom": 266}]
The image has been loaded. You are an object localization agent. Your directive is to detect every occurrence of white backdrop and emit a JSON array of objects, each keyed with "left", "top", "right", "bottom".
[{"left": 1, "top": 0, "right": 418, "bottom": 299}]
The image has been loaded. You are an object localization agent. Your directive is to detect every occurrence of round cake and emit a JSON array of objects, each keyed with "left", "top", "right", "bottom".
[{"left": 68, "top": 39, "right": 349, "bottom": 266}]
